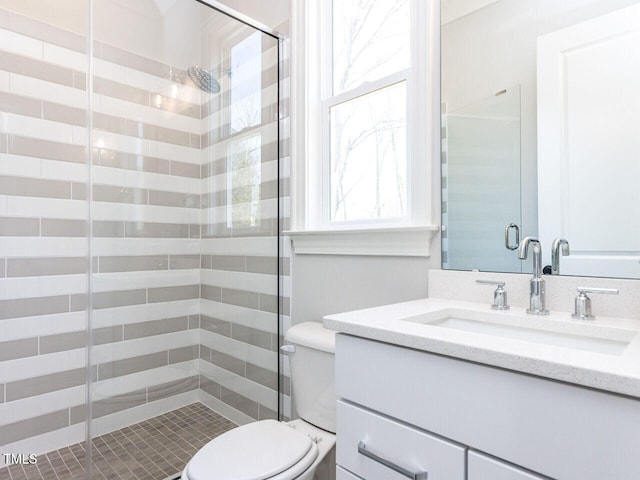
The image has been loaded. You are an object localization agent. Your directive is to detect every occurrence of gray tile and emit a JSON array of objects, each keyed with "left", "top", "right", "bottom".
[
  {"left": 6, "top": 367, "right": 85, "bottom": 402},
  {"left": 70, "top": 293, "right": 87, "bottom": 311},
  {"left": 201, "top": 316, "right": 231, "bottom": 337},
  {"left": 0, "top": 337, "right": 38, "bottom": 361},
  {"left": 9, "top": 135, "right": 86, "bottom": 164},
  {"left": 246, "top": 256, "right": 277, "bottom": 274},
  {"left": 147, "top": 284, "right": 199, "bottom": 303},
  {"left": 69, "top": 405, "right": 86, "bottom": 425},
  {"left": 151, "top": 125, "right": 191, "bottom": 147},
  {"left": 98, "top": 255, "right": 168, "bottom": 273},
  {"left": 188, "top": 315, "right": 200, "bottom": 329},
  {"left": 170, "top": 161, "right": 200, "bottom": 178},
  {"left": 220, "top": 387, "right": 259, "bottom": 419},
  {"left": 210, "top": 350, "right": 245, "bottom": 376},
  {"left": 43, "top": 101, "right": 86, "bottom": 127},
  {"left": 0, "top": 409, "right": 69, "bottom": 444},
  {"left": 0, "top": 133, "right": 6, "bottom": 153},
  {"left": 260, "top": 179, "right": 279, "bottom": 200},
  {"left": 0, "top": 216, "right": 39, "bottom": 236},
  {"left": 258, "top": 405, "right": 278, "bottom": 421},
  {"left": 200, "top": 375, "right": 221, "bottom": 398},
  {"left": 0, "top": 295, "right": 69, "bottom": 320},
  {"left": 124, "top": 221, "right": 189, "bottom": 238},
  {"left": 94, "top": 184, "right": 147, "bottom": 204},
  {"left": 168, "top": 255, "right": 200, "bottom": 270},
  {"left": 147, "top": 376, "right": 198, "bottom": 403},
  {"left": 168, "top": 345, "right": 199, "bottom": 364},
  {"left": 91, "top": 388, "right": 147, "bottom": 418},
  {"left": 124, "top": 316, "right": 188, "bottom": 340},
  {"left": 93, "top": 326, "right": 123, "bottom": 345},
  {"left": 231, "top": 324, "right": 272, "bottom": 350},
  {"left": 201, "top": 285, "right": 221, "bottom": 302},
  {"left": 211, "top": 255, "right": 245, "bottom": 272},
  {"left": 280, "top": 296, "right": 291, "bottom": 316},
  {"left": 0, "top": 175, "right": 70, "bottom": 199},
  {"left": 221, "top": 288, "right": 259, "bottom": 309},
  {"left": 189, "top": 223, "right": 201, "bottom": 238},
  {"left": 94, "top": 148, "right": 170, "bottom": 175},
  {"left": 246, "top": 363, "right": 277, "bottom": 390},
  {"left": 92, "top": 289, "right": 146, "bottom": 309},
  {"left": 40, "top": 330, "right": 86, "bottom": 354},
  {"left": 199, "top": 345, "right": 211, "bottom": 361},
  {"left": 98, "top": 351, "right": 167, "bottom": 380},
  {"left": 72, "top": 181, "right": 86, "bottom": 200},
  {"left": 10, "top": 11, "right": 86, "bottom": 53},
  {"left": 259, "top": 293, "right": 278, "bottom": 314},
  {"left": 94, "top": 77, "right": 149, "bottom": 106},
  {"left": 148, "top": 189, "right": 199, "bottom": 208},
  {"left": 7, "top": 256, "right": 86, "bottom": 277},
  {"left": 0, "top": 51, "right": 73, "bottom": 87},
  {"left": 0, "top": 91, "right": 41, "bottom": 117},
  {"left": 200, "top": 255, "right": 212, "bottom": 269},
  {"left": 42, "top": 218, "right": 86, "bottom": 237},
  {"left": 98, "top": 43, "right": 172, "bottom": 79},
  {"left": 0, "top": 258, "right": 4, "bottom": 278},
  {"left": 92, "top": 220, "right": 124, "bottom": 237}
]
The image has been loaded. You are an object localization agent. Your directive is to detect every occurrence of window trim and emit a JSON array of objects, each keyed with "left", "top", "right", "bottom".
[{"left": 289, "top": 0, "right": 441, "bottom": 256}]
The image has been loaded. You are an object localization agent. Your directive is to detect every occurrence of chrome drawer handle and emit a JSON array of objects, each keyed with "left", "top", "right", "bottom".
[{"left": 357, "top": 441, "right": 428, "bottom": 480}]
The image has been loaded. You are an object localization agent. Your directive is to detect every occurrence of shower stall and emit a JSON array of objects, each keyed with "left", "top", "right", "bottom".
[{"left": 0, "top": 0, "right": 288, "bottom": 478}]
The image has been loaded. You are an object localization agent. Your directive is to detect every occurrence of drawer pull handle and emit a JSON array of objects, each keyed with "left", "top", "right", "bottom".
[{"left": 357, "top": 441, "right": 428, "bottom": 480}]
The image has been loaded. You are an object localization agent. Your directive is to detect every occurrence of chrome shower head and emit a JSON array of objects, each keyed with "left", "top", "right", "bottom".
[{"left": 187, "top": 66, "right": 220, "bottom": 94}]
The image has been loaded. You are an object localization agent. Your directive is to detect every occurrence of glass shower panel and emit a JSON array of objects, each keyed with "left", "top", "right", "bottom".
[
  {"left": 0, "top": 0, "right": 90, "bottom": 477},
  {"left": 89, "top": 1, "right": 280, "bottom": 478},
  {"left": 442, "top": 86, "right": 522, "bottom": 273}
]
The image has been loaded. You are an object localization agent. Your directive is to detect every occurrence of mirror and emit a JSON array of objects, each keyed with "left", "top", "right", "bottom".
[{"left": 441, "top": 0, "right": 640, "bottom": 279}]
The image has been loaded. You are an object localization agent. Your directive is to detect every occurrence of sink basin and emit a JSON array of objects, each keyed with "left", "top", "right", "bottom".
[{"left": 403, "top": 308, "right": 636, "bottom": 355}]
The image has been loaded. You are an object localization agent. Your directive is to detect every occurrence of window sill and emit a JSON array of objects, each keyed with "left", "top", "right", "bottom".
[{"left": 285, "top": 225, "right": 440, "bottom": 257}]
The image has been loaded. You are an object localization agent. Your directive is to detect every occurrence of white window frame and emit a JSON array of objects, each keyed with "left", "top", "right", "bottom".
[{"left": 289, "top": 0, "right": 440, "bottom": 256}]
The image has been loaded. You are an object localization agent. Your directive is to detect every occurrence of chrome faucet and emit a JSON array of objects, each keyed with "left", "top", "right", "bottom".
[
  {"left": 518, "top": 237, "right": 549, "bottom": 315},
  {"left": 551, "top": 238, "right": 570, "bottom": 275}
]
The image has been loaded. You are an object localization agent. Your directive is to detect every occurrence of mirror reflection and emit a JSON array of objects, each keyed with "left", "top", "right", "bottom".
[{"left": 441, "top": 0, "right": 640, "bottom": 279}]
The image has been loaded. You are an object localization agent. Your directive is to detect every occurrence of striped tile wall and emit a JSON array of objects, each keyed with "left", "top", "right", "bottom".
[{"left": 0, "top": 5, "right": 287, "bottom": 465}]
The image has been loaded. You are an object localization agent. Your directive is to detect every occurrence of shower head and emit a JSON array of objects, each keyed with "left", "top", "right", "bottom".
[{"left": 187, "top": 66, "right": 220, "bottom": 94}]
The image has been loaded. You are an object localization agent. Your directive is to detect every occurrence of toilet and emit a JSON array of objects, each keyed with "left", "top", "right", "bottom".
[{"left": 181, "top": 322, "right": 337, "bottom": 480}]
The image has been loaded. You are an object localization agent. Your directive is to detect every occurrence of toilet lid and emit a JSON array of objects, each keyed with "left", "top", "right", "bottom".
[{"left": 187, "top": 420, "right": 315, "bottom": 480}]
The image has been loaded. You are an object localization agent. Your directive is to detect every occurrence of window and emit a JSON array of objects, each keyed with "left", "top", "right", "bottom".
[{"left": 291, "top": 0, "right": 439, "bottom": 255}]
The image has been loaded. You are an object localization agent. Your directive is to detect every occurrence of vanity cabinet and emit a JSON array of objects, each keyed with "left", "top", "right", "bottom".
[{"left": 335, "top": 333, "right": 640, "bottom": 480}]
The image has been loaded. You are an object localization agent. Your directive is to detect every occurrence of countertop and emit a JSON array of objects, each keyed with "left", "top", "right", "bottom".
[{"left": 323, "top": 297, "right": 640, "bottom": 399}]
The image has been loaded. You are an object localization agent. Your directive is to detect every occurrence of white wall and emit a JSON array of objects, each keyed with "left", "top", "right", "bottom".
[{"left": 214, "top": 0, "right": 290, "bottom": 31}]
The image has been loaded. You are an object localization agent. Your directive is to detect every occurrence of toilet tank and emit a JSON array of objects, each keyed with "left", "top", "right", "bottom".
[{"left": 284, "top": 322, "right": 336, "bottom": 433}]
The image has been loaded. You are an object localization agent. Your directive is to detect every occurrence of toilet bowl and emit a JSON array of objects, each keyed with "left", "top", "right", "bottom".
[{"left": 182, "top": 322, "right": 337, "bottom": 480}]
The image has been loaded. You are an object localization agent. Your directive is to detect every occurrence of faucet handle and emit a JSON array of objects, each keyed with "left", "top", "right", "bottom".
[
  {"left": 476, "top": 280, "right": 509, "bottom": 310},
  {"left": 572, "top": 287, "right": 619, "bottom": 320}
]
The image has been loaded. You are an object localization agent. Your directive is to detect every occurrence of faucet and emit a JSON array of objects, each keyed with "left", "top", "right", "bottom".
[
  {"left": 551, "top": 238, "right": 570, "bottom": 275},
  {"left": 518, "top": 237, "right": 549, "bottom": 315}
]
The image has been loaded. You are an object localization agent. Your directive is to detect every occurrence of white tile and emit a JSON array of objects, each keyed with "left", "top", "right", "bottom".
[
  {"left": 200, "top": 328, "right": 277, "bottom": 369},
  {"left": 201, "top": 159, "right": 278, "bottom": 195},
  {"left": 92, "top": 269, "right": 200, "bottom": 292},
  {"left": 201, "top": 269, "right": 277, "bottom": 296},
  {"left": 91, "top": 201, "right": 199, "bottom": 224},
  {"left": 90, "top": 299, "right": 199, "bottom": 328},
  {"left": 201, "top": 237, "right": 278, "bottom": 256},
  {"left": 92, "top": 329, "right": 198, "bottom": 364},
  {"left": 92, "top": 165, "right": 200, "bottom": 195},
  {"left": 146, "top": 135, "right": 200, "bottom": 163},
  {"left": 0, "top": 311, "right": 86, "bottom": 342},
  {"left": 202, "top": 197, "right": 278, "bottom": 223},
  {"left": 92, "top": 360, "right": 198, "bottom": 399},
  {"left": 0, "top": 30, "right": 43, "bottom": 59},
  {"left": 0, "top": 348, "right": 86, "bottom": 383},
  {"left": 0, "top": 112, "right": 75, "bottom": 143},
  {"left": 6, "top": 196, "right": 86, "bottom": 220},
  {"left": 0, "top": 70, "right": 10, "bottom": 92},
  {"left": 91, "top": 238, "right": 198, "bottom": 256},
  {"left": 43, "top": 43, "right": 87, "bottom": 72},
  {"left": 0, "top": 274, "right": 86, "bottom": 300},
  {"left": 41, "top": 159, "right": 87, "bottom": 182},
  {"left": 0, "top": 152, "right": 41, "bottom": 177},
  {"left": 0, "top": 237, "right": 87, "bottom": 258},
  {"left": 9, "top": 73, "right": 86, "bottom": 109}
]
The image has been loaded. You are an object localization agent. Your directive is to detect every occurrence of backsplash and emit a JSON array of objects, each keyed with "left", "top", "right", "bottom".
[{"left": 429, "top": 269, "right": 640, "bottom": 320}]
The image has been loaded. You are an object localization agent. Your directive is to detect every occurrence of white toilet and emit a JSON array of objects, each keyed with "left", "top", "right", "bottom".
[{"left": 181, "top": 322, "right": 337, "bottom": 480}]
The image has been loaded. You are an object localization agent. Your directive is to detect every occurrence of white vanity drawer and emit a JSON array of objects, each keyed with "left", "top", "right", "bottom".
[
  {"left": 468, "top": 451, "right": 546, "bottom": 480},
  {"left": 337, "top": 466, "right": 363, "bottom": 480},
  {"left": 337, "top": 400, "right": 466, "bottom": 480}
]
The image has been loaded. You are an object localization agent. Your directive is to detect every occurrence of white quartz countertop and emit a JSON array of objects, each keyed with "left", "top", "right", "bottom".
[{"left": 323, "top": 297, "right": 640, "bottom": 399}]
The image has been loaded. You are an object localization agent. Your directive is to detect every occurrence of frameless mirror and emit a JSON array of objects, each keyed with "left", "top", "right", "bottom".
[{"left": 441, "top": 0, "right": 640, "bottom": 279}]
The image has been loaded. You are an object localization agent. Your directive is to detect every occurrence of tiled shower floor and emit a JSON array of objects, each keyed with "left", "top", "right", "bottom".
[{"left": 0, "top": 403, "right": 236, "bottom": 480}]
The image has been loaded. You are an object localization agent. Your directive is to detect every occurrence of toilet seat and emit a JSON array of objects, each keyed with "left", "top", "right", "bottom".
[{"left": 185, "top": 420, "right": 319, "bottom": 480}]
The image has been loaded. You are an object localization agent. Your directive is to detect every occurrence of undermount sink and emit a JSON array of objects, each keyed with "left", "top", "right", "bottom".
[{"left": 403, "top": 308, "right": 636, "bottom": 356}]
